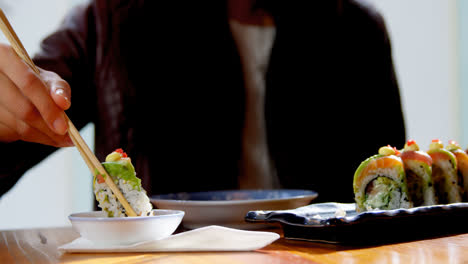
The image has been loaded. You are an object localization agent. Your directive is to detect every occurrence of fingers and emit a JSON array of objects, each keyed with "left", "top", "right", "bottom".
[
  {"left": 0, "top": 123, "right": 19, "bottom": 143},
  {"left": 0, "top": 43, "right": 73, "bottom": 147},
  {"left": 0, "top": 71, "right": 73, "bottom": 147},
  {"left": 0, "top": 106, "right": 72, "bottom": 147},
  {"left": 0, "top": 44, "right": 68, "bottom": 135}
]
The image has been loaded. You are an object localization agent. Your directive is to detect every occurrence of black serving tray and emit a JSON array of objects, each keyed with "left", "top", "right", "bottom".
[{"left": 245, "top": 202, "right": 468, "bottom": 244}]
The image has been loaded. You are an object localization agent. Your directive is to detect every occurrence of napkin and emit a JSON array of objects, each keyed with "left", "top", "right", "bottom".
[{"left": 59, "top": 225, "right": 280, "bottom": 253}]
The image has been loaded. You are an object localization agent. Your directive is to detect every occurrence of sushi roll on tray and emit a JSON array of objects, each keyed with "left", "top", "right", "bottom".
[
  {"left": 427, "top": 139, "right": 462, "bottom": 204},
  {"left": 447, "top": 140, "right": 468, "bottom": 201},
  {"left": 398, "top": 139, "right": 436, "bottom": 206},
  {"left": 354, "top": 145, "right": 412, "bottom": 212}
]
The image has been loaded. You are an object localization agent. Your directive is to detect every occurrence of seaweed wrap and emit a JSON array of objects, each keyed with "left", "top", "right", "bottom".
[
  {"left": 447, "top": 140, "right": 468, "bottom": 201},
  {"left": 427, "top": 139, "right": 462, "bottom": 204},
  {"left": 93, "top": 148, "right": 153, "bottom": 217},
  {"left": 354, "top": 146, "right": 412, "bottom": 212},
  {"left": 398, "top": 139, "right": 436, "bottom": 206}
]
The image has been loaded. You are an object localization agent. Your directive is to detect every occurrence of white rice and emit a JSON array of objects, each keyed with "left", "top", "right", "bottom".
[
  {"left": 94, "top": 178, "right": 152, "bottom": 217},
  {"left": 432, "top": 159, "right": 462, "bottom": 204},
  {"left": 358, "top": 167, "right": 411, "bottom": 211},
  {"left": 404, "top": 159, "right": 436, "bottom": 206}
]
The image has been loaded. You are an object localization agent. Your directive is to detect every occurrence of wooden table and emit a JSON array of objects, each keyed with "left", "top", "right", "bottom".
[{"left": 1, "top": 226, "right": 468, "bottom": 263}]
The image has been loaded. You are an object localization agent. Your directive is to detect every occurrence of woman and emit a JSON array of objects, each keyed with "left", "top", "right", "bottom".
[{"left": 0, "top": 0, "right": 405, "bottom": 203}]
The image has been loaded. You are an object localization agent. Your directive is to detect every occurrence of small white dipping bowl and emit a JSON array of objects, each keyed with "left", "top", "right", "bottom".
[{"left": 69, "top": 209, "right": 184, "bottom": 245}]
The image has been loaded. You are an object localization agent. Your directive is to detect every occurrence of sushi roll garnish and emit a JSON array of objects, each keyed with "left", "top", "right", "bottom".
[
  {"left": 353, "top": 145, "right": 412, "bottom": 212},
  {"left": 427, "top": 139, "right": 462, "bottom": 204},
  {"left": 94, "top": 148, "right": 153, "bottom": 217},
  {"left": 398, "top": 139, "right": 436, "bottom": 206}
]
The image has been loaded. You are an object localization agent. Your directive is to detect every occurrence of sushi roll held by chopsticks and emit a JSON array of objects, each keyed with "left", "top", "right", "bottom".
[
  {"left": 93, "top": 148, "right": 153, "bottom": 217},
  {"left": 398, "top": 139, "right": 436, "bottom": 206},
  {"left": 353, "top": 145, "right": 412, "bottom": 212}
]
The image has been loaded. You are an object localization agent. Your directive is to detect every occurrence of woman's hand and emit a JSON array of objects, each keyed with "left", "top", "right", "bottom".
[{"left": 0, "top": 43, "right": 73, "bottom": 147}]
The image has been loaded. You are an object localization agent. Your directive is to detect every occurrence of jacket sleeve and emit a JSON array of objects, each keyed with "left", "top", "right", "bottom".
[{"left": 0, "top": 3, "right": 97, "bottom": 197}]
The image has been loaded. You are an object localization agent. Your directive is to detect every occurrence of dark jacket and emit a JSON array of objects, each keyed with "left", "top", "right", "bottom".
[
  {"left": 263, "top": 0, "right": 405, "bottom": 202},
  {"left": 0, "top": 0, "right": 404, "bottom": 203}
]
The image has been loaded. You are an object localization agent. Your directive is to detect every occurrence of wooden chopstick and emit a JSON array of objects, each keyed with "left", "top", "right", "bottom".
[
  {"left": 66, "top": 120, "right": 137, "bottom": 217},
  {"left": 0, "top": 8, "right": 137, "bottom": 217}
]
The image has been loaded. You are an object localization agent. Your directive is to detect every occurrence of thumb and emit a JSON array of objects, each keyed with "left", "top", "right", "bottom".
[
  {"left": 41, "top": 69, "right": 71, "bottom": 110},
  {"left": 50, "top": 80, "right": 71, "bottom": 110}
]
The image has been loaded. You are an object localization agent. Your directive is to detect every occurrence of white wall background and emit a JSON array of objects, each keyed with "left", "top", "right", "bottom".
[
  {"left": 367, "top": 0, "right": 461, "bottom": 147},
  {"left": 0, "top": 0, "right": 464, "bottom": 229},
  {"left": 458, "top": 1, "right": 468, "bottom": 147}
]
